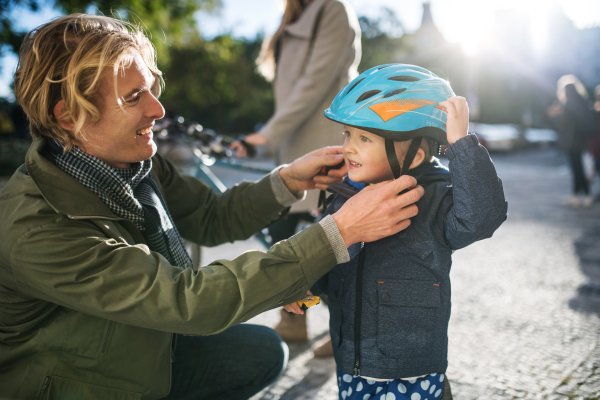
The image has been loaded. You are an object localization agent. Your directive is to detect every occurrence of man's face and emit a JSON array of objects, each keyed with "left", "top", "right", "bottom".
[
  {"left": 342, "top": 126, "right": 395, "bottom": 184},
  {"left": 73, "top": 52, "right": 164, "bottom": 168}
]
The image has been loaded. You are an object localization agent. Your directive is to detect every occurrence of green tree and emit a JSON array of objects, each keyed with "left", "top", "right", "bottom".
[
  {"left": 0, "top": 0, "right": 221, "bottom": 65},
  {"left": 160, "top": 33, "right": 273, "bottom": 135},
  {"left": 358, "top": 8, "right": 413, "bottom": 72}
]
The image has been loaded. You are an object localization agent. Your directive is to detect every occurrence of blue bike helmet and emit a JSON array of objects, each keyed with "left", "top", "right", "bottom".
[{"left": 324, "top": 64, "right": 454, "bottom": 179}]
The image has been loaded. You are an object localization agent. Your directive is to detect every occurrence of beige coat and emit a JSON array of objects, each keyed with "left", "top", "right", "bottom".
[{"left": 261, "top": 0, "right": 361, "bottom": 213}]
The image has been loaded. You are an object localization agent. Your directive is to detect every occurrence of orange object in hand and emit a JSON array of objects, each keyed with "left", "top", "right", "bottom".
[{"left": 297, "top": 295, "right": 321, "bottom": 311}]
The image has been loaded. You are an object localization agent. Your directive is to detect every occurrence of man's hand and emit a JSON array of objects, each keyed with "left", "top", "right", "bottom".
[
  {"left": 439, "top": 96, "right": 469, "bottom": 145},
  {"left": 333, "top": 176, "right": 424, "bottom": 247},
  {"left": 279, "top": 146, "right": 348, "bottom": 193},
  {"left": 230, "top": 132, "right": 268, "bottom": 158}
]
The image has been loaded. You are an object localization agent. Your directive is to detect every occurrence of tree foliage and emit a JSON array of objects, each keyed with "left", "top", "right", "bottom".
[
  {"left": 160, "top": 33, "right": 274, "bottom": 134},
  {"left": 357, "top": 8, "right": 413, "bottom": 73},
  {"left": 0, "top": 0, "right": 221, "bottom": 63}
]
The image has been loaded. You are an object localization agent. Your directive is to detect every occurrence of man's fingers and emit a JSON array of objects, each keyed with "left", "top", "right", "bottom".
[
  {"left": 390, "top": 175, "right": 418, "bottom": 194},
  {"left": 312, "top": 146, "right": 343, "bottom": 156},
  {"left": 395, "top": 186, "right": 424, "bottom": 209},
  {"left": 394, "top": 218, "right": 412, "bottom": 233},
  {"left": 314, "top": 175, "right": 344, "bottom": 191},
  {"left": 395, "top": 203, "right": 419, "bottom": 221},
  {"left": 318, "top": 153, "right": 345, "bottom": 166},
  {"left": 328, "top": 164, "right": 347, "bottom": 178}
]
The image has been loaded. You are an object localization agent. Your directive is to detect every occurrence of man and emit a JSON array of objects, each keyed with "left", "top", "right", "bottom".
[{"left": 0, "top": 14, "right": 423, "bottom": 399}]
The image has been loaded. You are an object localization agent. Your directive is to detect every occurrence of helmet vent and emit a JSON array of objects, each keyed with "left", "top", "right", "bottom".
[
  {"left": 377, "top": 65, "right": 393, "bottom": 70},
  {"left": 388, "top": 76, "right": 420, "bottom": 82},
  {"left": 383, "top": 88, "right": 407, "bottom": 98},
  {"left": 356, "top": 90, "right": 382, "bottom": 103},
  {"left": 346, "top": 78, "right": 365, "bottom": 96}
]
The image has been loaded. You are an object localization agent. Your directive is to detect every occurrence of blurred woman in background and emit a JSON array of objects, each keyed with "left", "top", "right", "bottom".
[
  {"left": 589, "top": 85, "right": 600, "bottom": 197},
  {"left": 232, "top": 0, "right": 361, "bottom": 353},
  {"left": 550, "top": 75, "right": 595, "bottom": 208}
]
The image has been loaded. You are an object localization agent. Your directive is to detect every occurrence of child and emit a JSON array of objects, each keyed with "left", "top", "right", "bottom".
[{"left": 284, "top": 64, "right": 507, "bottom": 399}]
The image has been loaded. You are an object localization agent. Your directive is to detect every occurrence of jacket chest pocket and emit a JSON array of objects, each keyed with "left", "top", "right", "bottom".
[
  {"left": 375, "top": 280, "right": 441, "bottom": 361},
  {"left": 327, "top": 274, "right": 346, "bottom": 348}
]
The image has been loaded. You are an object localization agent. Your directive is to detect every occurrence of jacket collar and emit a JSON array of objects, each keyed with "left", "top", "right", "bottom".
[
  {"left": 328, "top": 158, "right": 450, "bottom": 199},
  {"left": 25, "top": 138, "right": 121, "bottom": 219},
  {"left": 284, "top": 0, "right": 330, "bottom": 39}
]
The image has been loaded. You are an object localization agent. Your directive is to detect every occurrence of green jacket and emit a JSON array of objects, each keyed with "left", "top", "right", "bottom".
[{"left": 0, "top": 138, "right": 337, "bottom": 399}]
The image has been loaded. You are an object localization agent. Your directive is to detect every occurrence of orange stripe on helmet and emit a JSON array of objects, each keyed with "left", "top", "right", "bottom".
[{"left": 369, "top": 99, "right": 436, "bottom": 122}]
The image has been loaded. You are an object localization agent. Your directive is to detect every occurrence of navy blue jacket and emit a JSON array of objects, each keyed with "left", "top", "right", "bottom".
[{"left": 312, "top": 134, "right": 508, "bottom": 379}]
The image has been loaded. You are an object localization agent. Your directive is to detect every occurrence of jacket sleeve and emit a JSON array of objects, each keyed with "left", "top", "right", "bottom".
[
  {"left": 442, "top": 134, "right": 508, "bottom": 250},
  {"left": 260, "top": 1, "right": 358, "bottom": 146},
  {"left": 309, "top": 200, "right": 337, "bottom": 296},
  {"left": 151, "top": 153, "right": 290, "bottom": 247},
  {"left": 9, "top": 217, "right": 338, "bottom": 336}
]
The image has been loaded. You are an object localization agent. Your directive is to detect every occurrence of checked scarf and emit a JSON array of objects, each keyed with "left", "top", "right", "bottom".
[{"left": 47, "top": 139, "right": 192, "bottom": 269}]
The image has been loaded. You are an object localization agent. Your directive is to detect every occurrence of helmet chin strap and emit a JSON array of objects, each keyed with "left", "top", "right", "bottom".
[
  {"left": 385, "top": 139, "right": 402, "bottom": 179},
  {"left": 385, "top": 137, "right": 423, "bottom": 179}
]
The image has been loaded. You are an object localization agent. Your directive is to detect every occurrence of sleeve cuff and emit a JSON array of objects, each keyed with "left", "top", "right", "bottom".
[
  {"left": 270, "top": 165, "right": 306, "bottom": 207},
  {"left": 444, "top": 133, "right": 480, "bottom": 160},
  {"left": 318, "top": 215, "right": 350, "bottom": 264}
]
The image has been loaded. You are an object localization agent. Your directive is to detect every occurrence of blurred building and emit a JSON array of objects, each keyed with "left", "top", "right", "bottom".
[
  {"left": 362, "top": 2, "right": 600, "bottom": 127},
  {"left": 573, "top": 27, "right": 600, "bottom": 90},
  {"left": 398, "top": 3, "right": 468, "bottom": 107}
]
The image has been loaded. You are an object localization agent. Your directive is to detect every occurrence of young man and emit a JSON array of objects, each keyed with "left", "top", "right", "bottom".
[{"left": 0, "top": 15, "right": 424, "bottom": 399}]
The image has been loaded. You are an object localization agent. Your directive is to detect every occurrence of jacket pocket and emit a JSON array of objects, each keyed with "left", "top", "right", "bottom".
[
  {"left": 376, "top": 280, "right": 441, "bottom": 360},
  {"left": 327, "top": 274, "right": 345, "bottom": 348},
  {"left": 42, "top": 375, "right": 141, "bottom": 400}
]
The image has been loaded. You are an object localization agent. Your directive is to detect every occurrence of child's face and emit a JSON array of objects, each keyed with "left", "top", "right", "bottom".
[{"left": 342, "top": 126, "right": 395, "bottom": 184}]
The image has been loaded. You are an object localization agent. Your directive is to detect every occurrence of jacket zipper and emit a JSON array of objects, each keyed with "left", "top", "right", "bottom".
[
  {"left": 38, "top": 376, "right": 51, "bottom": 400},
  {"left": 101, "top": 321, "right": 116, "bottom": 354},
  {"left": 354, "top": 244, "right": 365, "bottom": 376}
]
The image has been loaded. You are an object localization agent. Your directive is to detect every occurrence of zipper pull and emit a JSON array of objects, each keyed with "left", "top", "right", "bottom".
[
  {"left": 38, "top": 376, "right": 51, "bottom": 400},
  {"left": 354, "top": 361, "right": 360, "bottom": 376}
]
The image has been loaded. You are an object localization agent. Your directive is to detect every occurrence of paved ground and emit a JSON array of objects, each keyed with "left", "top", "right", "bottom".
[
  {"left": 2, "top": 145, "right": 599, "bottom": 399},
  {"left": 198, "top": 147, "right": 600, "bottom": 400}
]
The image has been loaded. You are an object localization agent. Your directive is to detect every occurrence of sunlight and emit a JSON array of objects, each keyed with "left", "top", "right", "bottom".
[{"left": 431, "top": 0, "right": 597, "bottom": 58}]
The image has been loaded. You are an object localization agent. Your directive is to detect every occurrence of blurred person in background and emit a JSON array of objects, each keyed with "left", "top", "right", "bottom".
[
  {"left": 231, "top": 0, "right": 361, "bottom": 355},
  {"left": 548, "top": 75, "right": 595, "bottom": 208},
  {"left": 589, "top": 85, "right": 600, "bottom": 198}
]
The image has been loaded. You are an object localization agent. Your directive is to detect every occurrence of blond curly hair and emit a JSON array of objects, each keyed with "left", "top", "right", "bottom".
[{"left": 14, "top": 13, "right": 164, "bottom": 151}]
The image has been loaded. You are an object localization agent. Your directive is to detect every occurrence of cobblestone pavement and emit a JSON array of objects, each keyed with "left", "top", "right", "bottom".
[
  {"left": 200, "top": 147, "right": 600, "bottom": 400},
  {"left": 2, "top": 147, "right": 599, "bottom": 399}
]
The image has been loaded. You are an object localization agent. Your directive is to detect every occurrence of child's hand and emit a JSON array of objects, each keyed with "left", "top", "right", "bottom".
[
  {"left": 282, "top": 290, "right": 313, "bottom": 315},
  {"left": 283, "top": 302, "right": 304, "bottom": 315},
  {"left": 439, "top": 96, "right": 469, "bottom": 145}
]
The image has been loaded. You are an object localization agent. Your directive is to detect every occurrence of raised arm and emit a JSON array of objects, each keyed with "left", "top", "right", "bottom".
[{"left": 438, "top": 97, "right": 508, "bottom": 249}]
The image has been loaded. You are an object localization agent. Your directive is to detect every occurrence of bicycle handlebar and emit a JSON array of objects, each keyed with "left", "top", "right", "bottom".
[{"left": 154, "top": 117, "right": 257, "bottom": 160}]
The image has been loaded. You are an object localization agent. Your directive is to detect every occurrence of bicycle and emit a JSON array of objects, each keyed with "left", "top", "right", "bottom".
[{"left": 153, "top": 117, "right": 278, "bottom": 267}]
